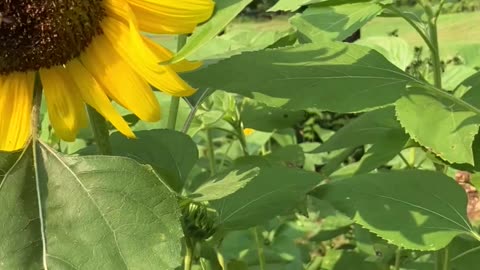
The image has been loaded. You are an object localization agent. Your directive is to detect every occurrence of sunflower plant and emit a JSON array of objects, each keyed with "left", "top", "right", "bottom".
[{"left": 2, "top": 0, "right": 480, "bottom": 269}]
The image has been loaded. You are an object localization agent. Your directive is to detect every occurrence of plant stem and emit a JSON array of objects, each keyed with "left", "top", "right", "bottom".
[
  {"left": 414, "top": 82, "right": 480, "bottom": 116},
  {"left": 31, "top": 73, "right": 48, "bottom": 270},
  {"left": 184, "top": 237, "right": 195, "bottom": 270},
  {"left": 443, "top": 247, "right": 449, "bottom": 270},
  {"left": 305, "top": 256, "right": 322, "bottom": 270},
  {"left": 31, "top": 73, "right": 43, "bottom": 138},
  {"left": 168, "top": 35, "right": 188, "bottom": 131},
  {"left": 252, "top": 227, "right": 266, "bottom": 270},
  {"left": 385, "top": 5, "right": 436, "bottom": 54},
  {"left": 206, "top": 129, "right": 216, "bottom": 176},
  {"left": 417, "top": 0, "right": 442, "bottom": 89},
  {"left": 87, "top": 105, "right": 112, "bottom": 155},
  {"left": 238, "top": 125, "right": 249, "bottom": 157},
  {"left": 394, "top": 248, "right": 402, "bottom": 270},
  {"left": 434, "top": 248, "right": 450, "bottom": 270},
  {"left": 427, "top": 17, "right": 442, "bottom": 89},
  {"left": 214, "top": 247, "right": 227, "bottom": 270},
  {"left": 167, "top": 97, "right": 180, "bottom": 130},
  {"left": 398, "top": 153, "right": 413, "bottom": 168}
]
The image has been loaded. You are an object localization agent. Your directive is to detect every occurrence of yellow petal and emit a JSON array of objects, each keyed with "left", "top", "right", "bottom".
[
  {"left": 101, "top": 17, "right": 196, "bottom": 96},
  {"left": 128, "top": 0, "right": 215, "bottom": 34},
  {"left": 65, "top": 59, "right": 135, "bottom": 138},
  {"left": 80, "top": 36, "right": 161, "bottom": 122},
  {"left": 142, "top": 37, "right": 203, "bottom": 73},
  {"left": 0, "top": 72, "right": 34, "bottom": 151},
  {"left": 40, "top": 67, "right": 88, "bottom": 142}
]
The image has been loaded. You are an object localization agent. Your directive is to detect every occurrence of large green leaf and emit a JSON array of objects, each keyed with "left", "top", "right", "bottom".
[
  {"left": 290, "top": 1, "right": 383, "bottom": 42},
  {"left": 108, "top": 129, "right": 198, "bottom": 193},
  {"left": 189, "top": 167, "right": 260, "bottom": 201},
  {"left": 442, "top": 65, "right": 478, "bottom": 91},
  {"left": 189, "top": 26, "right": 294, "bottom": 61},
  {"left": 449, "top": 236, "right": 480, "bottom": 270},
  {"left": 312, "top": 107, "right": 409, "bottom": 174},
  {"left": 183, "top": 42, "right": 414, "bottom": 113},
  {"left": 0, "top": 142, "right": 183, "bottom": 269},
  {"left": 209, "top": 166, "right": 320, "bottom": 230},
  {"left": 313, "top": 107, "right": 407, "bottom": 152},
  {"left": 171, "top": 0, "right": 253, "bottom": 63},
  {"left": 356, "top": 36, "right": 413, "bottom": 70},
  {"left": 267, "top": 0, "right": 377, "bottom": 12},
  {"left": 396, "top": 87, "right": 480, "bottom": 164},
  {"left": 312, "top": 170, "right": 476, "bottom": 250},
  {"left": 241, "top": 99, "right": 306, "bottom": 132},
  {"left": 268, "top": 0, "right": 323, "bottom": 11}
]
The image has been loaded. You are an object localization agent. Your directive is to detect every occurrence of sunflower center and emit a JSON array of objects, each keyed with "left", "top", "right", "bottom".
[{"left": 0, "top": 0, "right": 105, "bottom": 74}]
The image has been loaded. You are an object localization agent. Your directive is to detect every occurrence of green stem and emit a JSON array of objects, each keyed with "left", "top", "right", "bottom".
[
  {"left": 31, "top": 73, "right": 47, "bottom": 269},
  {"left": 87, "top": 106, "right": 112, "bottom": 155},
  {"left": 252, "top": 227, "right": 266, "bottom": 270},
  {"left": 414, "top": 82, "right": 480, "bottom": 116},
  {"left": 184, "top": 237, "right": 195, "bottom": 270},
  {"left": 167, "top": 35, "right": 188, "bottom": 131},
  {"left": 238, "top": 125, "right": 249, "bottom": 157},
  {"left": 434, "top": 248, "right": 450, "bottom": 270},
  {"left": 417, "top": 0, "right": 442, "bottom": 89},
  {"left": 167, "top": 97, "right": 180, "bottom": 130},
  {"left": 434, "top": 0, "right": 447, "bottom": 22},
  {"left": 31, "top": 73, "right": 43, "bottom": 138},
  {"left": 206, "top": 129, "right": 216, "bottom": 176},
  {"left": 428, "top": 17, "right": 442, "bottom": 89},
  {"left": 305, "top": 257, "right": 322, "bottom": 270},
  {"left": 385, "top": 5, "right": 436, "bottom": 54},
  {"left": 443, "top": 248, "right": 449, "bottom": 270},
  {"left": 398, "top": 153, "right": 413, "bottom": 168},
  {"left": 214, "top": 247, "right": 227, "bottom": 270},
  {"left": 394, "top": 248, "right": 402, "bottom": 270}
]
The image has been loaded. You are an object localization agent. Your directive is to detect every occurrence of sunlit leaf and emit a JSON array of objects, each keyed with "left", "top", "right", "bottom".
[
  {"left": 396, "top": 87, "right": 480, "bottom": 164},
  {"left": 184, "top": 42, "right": 414, "bottom": 113},
  {"left": 312, "top": 170, "right": 476, "bottom": 250},
  {"left": 290, "top": 1, "right": 383, "bottom": 42}
]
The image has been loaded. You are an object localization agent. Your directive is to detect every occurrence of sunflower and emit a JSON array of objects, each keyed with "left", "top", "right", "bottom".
[{"left": 0, "top": 0, "right": 214, "bottom": 151}]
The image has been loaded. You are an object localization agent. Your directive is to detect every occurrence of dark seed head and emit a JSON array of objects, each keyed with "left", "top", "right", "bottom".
[{"left": 0, "top": 0, "right": 105, "bottom": 74}]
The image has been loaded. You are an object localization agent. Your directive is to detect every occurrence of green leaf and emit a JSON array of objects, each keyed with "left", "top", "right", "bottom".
[
  {"left": 183, "top": 42, "right": 413, "bottom": 113},
  {"left": 267, "top": 0, "right": 323, "bottom": 12},
  {"left": 0, "top": 142, "right": 183, "bottom": 269},
  {"left": 442, "top": 65, "right": 478, "bottom": 91},
  {"left": 267, "top": 0, "right": 378, "bottom": 12},
  {"left": 457, "top": 71, "right": 480, "bottom": 104},
  {"left": 396, "top": 87, "right": 480, "bottom": 164},
  {"left": 356, "top": 36, "right": 413, "bottom": 70},
  {"left": 108, "top": 129, "right": 198, "bottom": 193},
  {"left": 312, "top": 170, "right": 476, "bottom": 250},
  {"left": 189, "top": 27, "right": 294, "bottom": 61},
  {"left": 354, "top": 136, "right": 408, "bottom": 174},
  {"left": 314, "top": 107, "right": 407, "bottom": 152},
  {"left": 171, "top": 0, "right": 253, "bottom": 63},
  {"left": 241, "top": 99, "right": 306, "bottom": 132},
  {"left": 290, "top": 1, "right": 383, "bottom": 42},
  {"left": 209, "top": 166, "right": 320, "bottom": 230},
  {"left": 457, "top": 44, "right": 480, "bottom": 69},
  {"left": 309, "top": 107, "right": 408, "bottom": 174},
  {"left": 449, "top": 235, "right": 480, "bottom": 270},
  {"left": 189, "top": 167, "right": 260, "bottom": 201}
]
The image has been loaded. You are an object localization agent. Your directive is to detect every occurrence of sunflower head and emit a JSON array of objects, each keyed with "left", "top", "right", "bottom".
[
  {"left": 0, "top": 0, "right": 214, "bottom": 152},
  {"left": 0, "top": 0, "right": 105, "bottom": 74}
]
